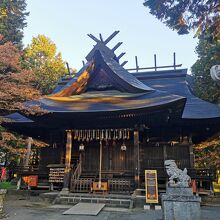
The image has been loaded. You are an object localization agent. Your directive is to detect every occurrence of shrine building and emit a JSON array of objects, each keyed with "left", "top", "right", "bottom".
[{"left": 6, "top": 31, "right": 220, "bottom": 193}]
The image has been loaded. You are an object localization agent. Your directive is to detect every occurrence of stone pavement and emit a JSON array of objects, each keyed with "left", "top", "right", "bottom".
[{"left": 2, "top": 195, "right": 220, "bottom": 220}]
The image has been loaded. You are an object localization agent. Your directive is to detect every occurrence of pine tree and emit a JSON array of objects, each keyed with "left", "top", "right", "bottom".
[
  {"left": 0, "top": 0, "right": 29, "bottom": 48},
  {"left": 143, "top": 0, "right": 220, "bottom": 41}
]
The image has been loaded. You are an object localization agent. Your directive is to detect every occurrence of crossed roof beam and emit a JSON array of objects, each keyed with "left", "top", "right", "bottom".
[{"left": 87, "top": 31, "right": 127, "bottom": 63}]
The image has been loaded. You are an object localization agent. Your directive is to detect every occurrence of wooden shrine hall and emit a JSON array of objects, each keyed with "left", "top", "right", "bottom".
[{"left": 5, "top": 31, "right": 220, "bottom": 193}]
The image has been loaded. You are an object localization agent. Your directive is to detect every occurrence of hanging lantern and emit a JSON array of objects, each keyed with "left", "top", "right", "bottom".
[
  {"left": 121, "top": 143, "right": 127, "bottom": 151},
  {"left": 79, "top": 143, "right": 85, "bottom": 151}
]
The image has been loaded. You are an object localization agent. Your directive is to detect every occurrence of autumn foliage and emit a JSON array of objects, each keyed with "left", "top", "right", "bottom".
[
  {"left": 0, "top": 36, "right": 20, "bottom": 73},
  {"left": 23, "top": 35, "right": 66, "bottom": 94},
  {"left": 194, "top": 137, "right": 220, "bottom": 169},
  {"left": 0, "top": 35, "right": 46, "bottom": 162}
]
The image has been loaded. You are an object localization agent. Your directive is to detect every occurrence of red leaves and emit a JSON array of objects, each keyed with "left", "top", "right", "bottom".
[
  {"left": 0, "top": 41, "right": 20, "bottom": 72},
  {"left": 0, "top": 38, "right": 47, "bottom": 158},
  {"left": 0, "top": 39, "right": 44, "bottom": 114}
]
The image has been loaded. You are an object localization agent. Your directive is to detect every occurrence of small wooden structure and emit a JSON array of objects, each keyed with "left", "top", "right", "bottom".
[{"left": 6, "top": 32, "right": 220, "bottom": 193}]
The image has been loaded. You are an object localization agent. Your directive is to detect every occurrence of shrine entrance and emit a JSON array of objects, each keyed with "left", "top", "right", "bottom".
[{"left": 69, "top": 128, "right": 138, "bottom": 193}]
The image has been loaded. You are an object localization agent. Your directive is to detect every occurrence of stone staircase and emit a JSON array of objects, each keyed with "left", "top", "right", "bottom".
[{"left": 54, "top": 193, "right": 133, "bottom": 208}]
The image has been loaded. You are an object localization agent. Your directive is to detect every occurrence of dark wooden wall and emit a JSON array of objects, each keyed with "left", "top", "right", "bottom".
[
  {"left": 80, "top": 139, "right": 191, "bottom": 174},
  {"left": 81, "top": 140, "right": 134, "bottom": 174},
  {"left": 38, "top": 131, "right": 191, "bottom": 180}
]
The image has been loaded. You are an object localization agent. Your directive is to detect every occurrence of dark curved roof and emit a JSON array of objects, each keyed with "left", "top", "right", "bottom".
[
  {"left": 29, "top": 90, "right": 185, "bottom": 113},
  {"left": 26, "top": 50, "right": 186, "bottom": 115},
  {"left": 50, "top": 51, "right": 153, "bottom": 97},
  {"left": 134, "top": 69, "right": 220, "bottom": 119},
  {"left": 5, "top": 113, "right": 33, "bottom": 123},
  {"left": 99, "top": 51, "right": 153, "bottom": 93}
]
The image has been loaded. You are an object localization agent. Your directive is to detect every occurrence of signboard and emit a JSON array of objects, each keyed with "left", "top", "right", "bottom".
[
  {"left": 28, "top": 175, "right": 38, "bottom": 187},
  {"left": 92, "top": 182, "right": 108, "bottom": 192},
  {"left": 145, "top": 170, "right": 158, "bottom": 203},
  {"left": 49, "top": 167, "right": 65, "bottom": 183},
  {"left": 22, "top": 175, "right": 38, "bottom": 187}
]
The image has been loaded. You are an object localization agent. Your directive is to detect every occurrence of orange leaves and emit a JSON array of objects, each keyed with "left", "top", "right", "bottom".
[
  {"left": 0, "top": 37, "right": 48, "bottom": 158},
  {"left": 1, "top": 131, "right": 17, "bottom": 141},
  {"left": 0, "top": 130, "right": 48, "bottom": 157},
  {"left": 0, "top": 39, "right": 43, "bottom": 114},
  {"left": 0, "top": 41, "right": 20, "bottom": 72},
  {"left": 32, "top": 139, "right": 48, "bottom": 148},
  {"left": 0, "top": 71, "right": 41, "bottom": 112}
]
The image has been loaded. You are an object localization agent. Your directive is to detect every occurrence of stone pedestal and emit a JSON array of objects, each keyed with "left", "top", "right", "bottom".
[
  {"left": 161, "top": 187, "right": 201, "bottom": 220},
  {"left": 0, "top": 189, "right": 7, "bottom": 218}
]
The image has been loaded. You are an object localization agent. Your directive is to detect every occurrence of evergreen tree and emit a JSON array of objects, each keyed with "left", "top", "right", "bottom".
[
  {"left": 0, "top": 0, "right": 29, "bottom": 48},
  {"left": 143, "top": 0, "right": 220, "bottom": 41},
  {"left": 192, "top": 31, "right": 220, "bottom": 103}
]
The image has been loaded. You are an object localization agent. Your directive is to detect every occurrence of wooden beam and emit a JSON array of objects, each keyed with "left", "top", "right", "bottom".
[
  {"left": 173, "top": 52, "right": 176, "bottom": 70},
  {"left": 99, "top": 33, "right": 104, "bottom": 42},
  {"left": 24, "top": 137, "right": 33, "bottom": 166},
  {"left": 163, "top": 145, "right": 167, "bottom": 161},
  {"left": 126, "top": 64, "right": 182, "bottom": 71},
  {"left": 98, "top": 140, "right": 103, "bottom": 188},
  {"left": 117, "top": 52, "right": 126, "bottom": 60},
  {"left": 87, "top": 34, "right": 100, "bottom": 43},
  {"left": 135, "top": 56, "right": 139, "bottom": 72},
  {"left": 104, "top": 31, "right": 120, "bottom": 45},
  {"left": 66, "top": 62, "right": 71, "bottom": 75},
  {"left": 154, "top": 54, "right": 157, "bottom": 71},
  {"left": 121, "top": 61, "right": 128, "bottom": 67},
  {"left": 112, "top": 42, "right": 123, "bottom": 52},
  {"left": 63, "top": 130, "right": 72, "bottom": 190},
  {"left": 189, "top": 136, "right": 194, "bottom": 168}
]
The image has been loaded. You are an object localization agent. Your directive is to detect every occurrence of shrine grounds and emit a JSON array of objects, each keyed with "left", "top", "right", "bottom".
[{"left": 2, "top": 194, "right": 220, "bottom": 220}]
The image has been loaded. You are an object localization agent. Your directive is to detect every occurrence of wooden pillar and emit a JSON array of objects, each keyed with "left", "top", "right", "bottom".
[
  {"left": 24, "top": 137, "right": 33, "bottom": 166},
  {"left": 188, "top": 135, "right": 194, "bottom": 168},
  {"left": 189, "top": 144, "right": 195, "bottom": 168},
  {"left": 62, "top": 130, "right": 72, "bottom": 191},
  {"left": 134, "top": 130, "right": 140, "bottom": 188},
  {"left": 98, "top": 140, "right": 103, "bottom": 188},
  {"left": 163, "top": 145, "right": 167, "bottom": 162}
]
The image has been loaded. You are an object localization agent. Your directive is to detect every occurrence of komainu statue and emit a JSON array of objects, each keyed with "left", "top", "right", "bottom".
[{"left": 164, "top": 160, "right": 191, "bottom": 187}]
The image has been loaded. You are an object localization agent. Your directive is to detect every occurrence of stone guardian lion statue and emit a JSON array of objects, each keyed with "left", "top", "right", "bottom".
[{"left": 164, "top": 160, "right": 191, "bottom": 187}]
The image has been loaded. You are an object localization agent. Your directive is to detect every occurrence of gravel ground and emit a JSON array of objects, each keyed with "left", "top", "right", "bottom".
[{"left": 2, "top": 195, "right": 220, "bottom": 220}]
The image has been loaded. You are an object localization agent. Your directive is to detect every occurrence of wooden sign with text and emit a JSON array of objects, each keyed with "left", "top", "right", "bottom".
[{"left": 145, "top": 170, "right": 158, "bottom": 203}]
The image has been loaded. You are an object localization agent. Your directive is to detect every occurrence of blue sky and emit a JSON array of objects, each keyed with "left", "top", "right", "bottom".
[{"left": 23, "top": 0, "right": 198, "bottom": 72}]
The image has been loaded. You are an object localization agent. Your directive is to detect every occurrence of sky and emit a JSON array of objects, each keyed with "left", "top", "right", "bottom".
[{"left": 23, "top": 0, "right": 198, "bottom": 72}]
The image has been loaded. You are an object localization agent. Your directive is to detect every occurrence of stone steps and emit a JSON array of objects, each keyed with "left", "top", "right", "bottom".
[{"left": 54, "top": 193, "right": 132, "bottom": 208}]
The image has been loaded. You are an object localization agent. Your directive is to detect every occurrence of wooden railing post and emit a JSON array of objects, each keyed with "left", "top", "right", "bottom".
[{"left": 71, "top": 160, "right": 82, "bottom": 192}]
